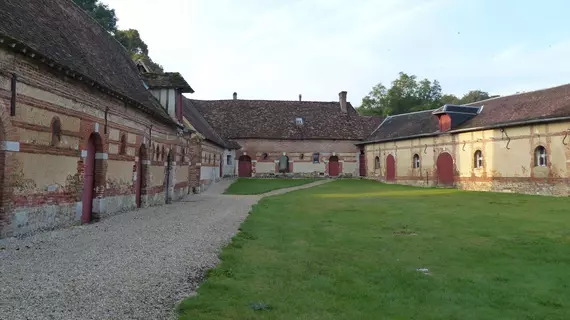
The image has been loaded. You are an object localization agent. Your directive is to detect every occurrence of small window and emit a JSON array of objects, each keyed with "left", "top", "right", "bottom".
[
  {"left": 262, "top": 153, "right": 268, "bottom": 160},
  {"left": 161, "top": 146, "right": 165, "bottom": 161},
  {"left": 535, "top": 146, "right": 547, "bottom": 167},
  {"left": 50, "top": 117, "right": 61, "bottom": 146},
  {"left": 300, "top": 153, "right": 305, "bottom": 160},
  {"left": 312, "top": 153, "right": 320, "bottom": 164},
  {"left": 227, "top": 154, "right": 232, "bottom": 165},
  {"left": 474, "top": 150, "right": 483, "bottom": 168},
  {"left": 413, "top": 154, "right": 420, "bottom": 168},
  {"left": 155, "top": 145, "right": 160, "bottom": 161},
  {"left": 119, "top": 134, "right": 127, "bottom": 155},
  {"left": 374, "top": 156, "right": 380, "bottom": 169},
  {"left": 181, "top": 148, "right": 185, "bottom": 163},
  {"left": 295, "top": 117, "right": 304, "bottom": 125}
]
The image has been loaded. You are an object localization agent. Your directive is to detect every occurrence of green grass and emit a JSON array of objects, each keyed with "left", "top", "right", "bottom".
[
  {"left": 180, "top": 180, "right": 570, "bottom": 319},
  {"left": 224, "top": 178, "right": 318, "bottom": 195}
]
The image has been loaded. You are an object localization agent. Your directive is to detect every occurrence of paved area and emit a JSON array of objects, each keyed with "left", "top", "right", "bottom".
[{"left": 0, "top": 179, "right": 329, "bottom": 320}]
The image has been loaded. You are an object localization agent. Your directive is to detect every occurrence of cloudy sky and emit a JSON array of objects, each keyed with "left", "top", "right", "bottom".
[{"left": 104, "top": 0, "right": 569, "bottom": 106}]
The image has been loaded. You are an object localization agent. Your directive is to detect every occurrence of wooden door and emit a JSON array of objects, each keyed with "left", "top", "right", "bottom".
[
  {"left": 329, "top": 156, "right": 339, "bottom": 177},
  {"left": 359, "top": 151, "right": 366, "bottom": 177},
  {"left": 238, "top": 155, "right": 252, "bottom": 177},
  {"left": 386, "top": 154, "right": 395, "bottom": 181},
  {"left": 81, "top": 135, "right": 96, "bottom": 223},
  {"left": 436, "top": 152, "right": 454, "bottom": 185}
]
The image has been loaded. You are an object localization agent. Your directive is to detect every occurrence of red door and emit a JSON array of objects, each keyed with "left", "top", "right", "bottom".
[
  {"left": 359, "top": 151, "right": 366, "bottom": 177},
  {"left": 436, "top": 152, "right": 455, "bottom": 185},
  {"left": 329, "top": 156, "right": 339, "bottom": 177},
  {"left": 81, "top": 136, "right": 96, "bottom": 223},
  {"left": 136, "top": 146, "right": 145, "bottom": 208},
  {"left": 386, "top": 154, "right": 395, "bottom": 181},
  {"left": 238, "top": 155, "right": 252, "bottom": 177}
]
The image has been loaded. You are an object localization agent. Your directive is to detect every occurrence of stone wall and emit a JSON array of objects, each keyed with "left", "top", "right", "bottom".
[
  {"left": 0, "top": 48, "right": 194, "bottom": 237},
  {"left": 364, "top": 121, "right": 570, "bottom": 196}
]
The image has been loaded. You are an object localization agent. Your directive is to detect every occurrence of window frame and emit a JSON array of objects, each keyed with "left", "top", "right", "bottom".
[
  {"left": 312, "top": 153, "right": 320, "bottom": 164},
  {"left": 412, "top": 154, "right": 421, "bottom": 169},
  {"left": 535, "top": 146, "right": 547, "bottom": 167},
  {"left": 474, "top": 150, "right": 483, "bottom": 169}
]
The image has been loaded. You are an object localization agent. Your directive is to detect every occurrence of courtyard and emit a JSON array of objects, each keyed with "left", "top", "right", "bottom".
[{"left": 180, "top": 179, "right": 570, "bottom": 319}]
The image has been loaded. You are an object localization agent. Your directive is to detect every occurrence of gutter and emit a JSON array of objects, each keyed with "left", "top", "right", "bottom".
[{"left": 356, "top": 115, "right": 570, "bottom": 146}]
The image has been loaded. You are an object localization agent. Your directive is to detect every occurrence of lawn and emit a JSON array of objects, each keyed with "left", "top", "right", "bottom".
[
  {"left": 224, "top": 178, "right": 318, "bottom": 195},
  {"left": 180, "top": 180, "right": 570, "bottom": 319}
]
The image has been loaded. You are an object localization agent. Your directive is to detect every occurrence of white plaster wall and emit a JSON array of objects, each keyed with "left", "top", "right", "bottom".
[
  {"left": 343, "top": 162, "right": 358, "bottom": 176},
  {"left": 294, "top": 162, "right": 325, "bottom": 173},
  {"left": 200, "top": 165, "right": 220, "bottom": 181},
  {"left": 222, "top": 149, "right": 236, "bottom": 177},
  {"left": 167, "top": 89, "right": 176, "bottom": 118},
  {"left": 256, "top": 162, "right": 274, "bottom": 173}
]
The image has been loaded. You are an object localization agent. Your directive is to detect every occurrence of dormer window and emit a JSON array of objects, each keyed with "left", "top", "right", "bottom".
[{"left": 295, "top": 117, "right": 304, "bottom": 126}]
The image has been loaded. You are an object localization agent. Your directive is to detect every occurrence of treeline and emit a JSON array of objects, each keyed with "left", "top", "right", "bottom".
[
  {"left": 73, "top": 0, "right": 163, "bottom": 72},
  {"left": 358, "top": 72, "right": 498, "bottom": 116}
]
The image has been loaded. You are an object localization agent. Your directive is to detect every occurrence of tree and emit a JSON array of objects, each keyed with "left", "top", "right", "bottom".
[
  {"left": 72, "top": 0, "right": 118, "bottom": 33},
  {"left": 358, "top": 73, "right": 495, "bottom": 116},
  {"left": 133, "top": 54, "right": 164, "bottom": 73},
  {"left": 115, "top": 29, "right": 149, "bottom": 56},
  {"left": 358, "top": 72, "right": 442, "bottom": 116},
  {"left": 459, "top": 90, "right": 491, "bottom": 104}
]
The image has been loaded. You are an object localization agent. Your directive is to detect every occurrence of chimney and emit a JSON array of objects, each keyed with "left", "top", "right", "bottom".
[
  {"left": 299, "top": 94, "right": 302, "bottom": 101},
  {"left": 233, "top": 92, "right": 237, "bottom": 100},
  {"left": 339, "top": 91, "right": 347, "bottom": 113}
]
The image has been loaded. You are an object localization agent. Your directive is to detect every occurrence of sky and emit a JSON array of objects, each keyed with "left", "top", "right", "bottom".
[{"left": 104, "top": 0, "right": 570, "bottom": 106}]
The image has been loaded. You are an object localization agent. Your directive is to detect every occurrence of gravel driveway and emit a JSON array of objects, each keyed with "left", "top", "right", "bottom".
[{"left": 0, "top": 179, "right": 329, "bottom": 320}]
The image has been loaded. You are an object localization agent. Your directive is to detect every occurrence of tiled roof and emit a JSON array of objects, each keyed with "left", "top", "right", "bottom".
[
  {"left": 190, "top": 99, "right": 383, "bottom": 140},
  {"left": 457, "top": 83, "right": 570, "bottom": 129},
  {"left": 365, "top": 110, "right": 440, "bottom": 143},
  {"left": 0, "top": 0, "right": 172, "bottom": 123},
  {"left": 141, "top": 73, "right": 194, "bottom": 92},
  {"left": 182, "top": 98, "right": 239, "bottom": 149}
]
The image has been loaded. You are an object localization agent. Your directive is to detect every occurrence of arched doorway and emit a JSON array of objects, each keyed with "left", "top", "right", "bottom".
[
  {"left": 359, "top": 149, "right": 366, "bottom": 177},
  {"left": 436, "top": 152, "right": 455, "bottom": 185},
  {"left": 82, "top": 133, "right": 103, "bottom": 224},
  {"left": 329, "top": 155, "right": 340, "bottom": 177},
  {"left": 386, "top": 154, "right": 395, "bottom": 181},
  {"left": 136, "top": 144, "right": 147, "bottom": 208},
  {"left": 165, "top": 150, "right": 172, "bottom": 204},
  {"left": 238, "top": 155, "right": 252, "bottom": 177}
]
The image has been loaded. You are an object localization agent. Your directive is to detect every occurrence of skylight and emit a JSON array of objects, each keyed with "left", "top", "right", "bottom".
[{"left": 295, "top": 117, "right": 304, "bottom": 125}]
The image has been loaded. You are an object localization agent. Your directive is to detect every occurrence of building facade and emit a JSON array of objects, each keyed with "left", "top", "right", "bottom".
[
  {"left": 191, "top": 92, "right": 381, "bottom": 178},
  {"left": 360, "top": 85, "right": 570, "bottom": 196},
  {"left": 0, "top": 0, "right": 197, "bottom": 237}
]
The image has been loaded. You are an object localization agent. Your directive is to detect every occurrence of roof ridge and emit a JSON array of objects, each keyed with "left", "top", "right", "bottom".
[
  {"left": 387, "top": 109, "right": 437, "bottom": 117},
  {"left": 189, "top": 98, "right": 342, "bottom": 104},
  {"left": 462, "top": 82, "right": 570, "bottom": 105}
]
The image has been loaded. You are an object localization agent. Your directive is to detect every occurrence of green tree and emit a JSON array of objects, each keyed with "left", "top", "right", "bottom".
[
  {"left": 115, "top": 29, "right": 149, "bottom": 56},
  {"left": 133, "top": 54, "right": 164, "bottom": 73},
  {"left": 72, "top": 0, "right": 118, "bottom": 33},
  {"left": 459, "top": 90, "right": 491, "bottom": 104}
]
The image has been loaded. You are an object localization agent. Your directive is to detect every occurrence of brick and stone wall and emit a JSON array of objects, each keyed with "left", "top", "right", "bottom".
[
  {"left": 0, "top": 48, "right": 194, "bottom": 237},
  {"left": 364, "top": 121, "right": 570, "bottom": 196},
  {"left": 234, "top": 139, "right": 362, "bottom": 178}
]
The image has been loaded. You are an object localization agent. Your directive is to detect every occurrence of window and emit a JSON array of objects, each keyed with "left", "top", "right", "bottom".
[
  {"left": 119, "top": 134, "right": 127, "bottom": 155},
  {"left": 374, "top": 156, "right": 380, "bottom": 169},
  {"left": 312, "top": 153, "right": 320, "bottom": 164},
  {"left": 155, "top": 145, "right": 160, "bottom": 161},
  {"left": 262, "top": 153, "right": 268, "bottom": 160},
  {"left": 181, "top": 148, "right": 185, "bottom": 163},
  {"left": 295, "top": 117, "right": 304, "bottom": 125},
  {"left": 50, "top": 117, "right": 61, "bottom": 146},
  {"left": 413, "top": 154, "right": 420, "bottom": 168},
  {"left": 535, "top": 146, "right": 547, "bottom": 167},
  {"left": 208, "top": 154, "right": 211, "bottom": 164},
  {"left": 474, "top": 150, "right": 483, "bottom": 168},
  {"left": 227, "top": 155, "right": 232, "bottom": 165},
  {"left": 161, "top": 146, "right": 165, "bottom": 161}
]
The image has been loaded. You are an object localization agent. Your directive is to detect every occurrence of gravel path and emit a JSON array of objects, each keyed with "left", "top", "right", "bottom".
[{"left": 0, "top": 179, "right": 329, "bottom": 320}]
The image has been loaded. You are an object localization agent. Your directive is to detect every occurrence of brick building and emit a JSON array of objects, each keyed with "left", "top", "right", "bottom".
[
  {"left": 0, "top": 0, "right": 198, "bottom": 237},
  {"left": 191, "top": 92, "right": 382, "bottom": 178},
  {"left": 359, "top": 84, "right": 570, "bottom": 196}
]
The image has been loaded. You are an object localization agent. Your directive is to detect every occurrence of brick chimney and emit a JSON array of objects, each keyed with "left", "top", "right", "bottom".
[
  {"left": 339, "top": 91, "right": 347, "bottom": 113},
  {"left": 233, "top": 92, "right": 237, "bottom": 100}
]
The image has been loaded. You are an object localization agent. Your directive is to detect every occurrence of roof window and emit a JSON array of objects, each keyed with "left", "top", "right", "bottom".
[{"left": 295, "top": 117, "right": 304, "bottom": 125}]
